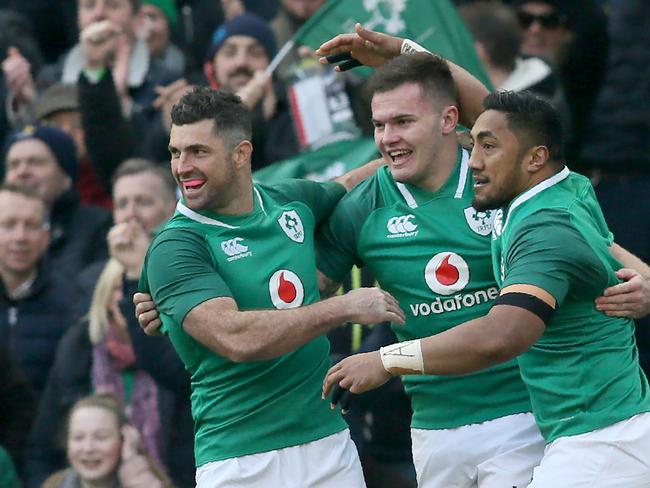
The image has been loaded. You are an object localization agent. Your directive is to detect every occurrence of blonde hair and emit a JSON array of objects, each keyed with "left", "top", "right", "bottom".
[{"left": 88, "top": 259, "right": 126, "bottom": 345}]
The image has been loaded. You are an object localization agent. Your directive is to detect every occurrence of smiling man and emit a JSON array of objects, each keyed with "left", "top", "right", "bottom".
[
  {"left": 137, "top": 86, "right": 402, "bottom": 487},
  {"left": 324, "top": 90, "right": 650, "bottom": 487}
]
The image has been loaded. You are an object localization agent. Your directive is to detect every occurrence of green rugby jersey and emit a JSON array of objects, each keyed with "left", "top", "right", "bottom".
[
  {"left": 318, "top": 147, "right": 531, "bottom": 429},
  {"left": 140, "top": 179, "right": 347, "bottom": 466},
  {"left": 492, "top": 167, "right": 650, "bottom": 442}
]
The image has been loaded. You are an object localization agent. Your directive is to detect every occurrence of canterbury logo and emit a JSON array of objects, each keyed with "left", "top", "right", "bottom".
[
  {"left": 221, "top": 238, "right": 249, "bottom": 257},
  {"left": 387, "top": 214, "right": 417, "bottom": 237}
]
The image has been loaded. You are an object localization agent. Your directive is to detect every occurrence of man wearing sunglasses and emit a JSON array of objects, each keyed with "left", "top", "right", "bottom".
[{"left": 512, "top": 1, "right": 570, "bottom": 65}]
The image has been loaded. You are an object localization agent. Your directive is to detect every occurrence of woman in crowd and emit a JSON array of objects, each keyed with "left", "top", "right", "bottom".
[
  {"left": 25, "top": 260, "right": 174, "bottom": 486},
  {"left": 42, "top": 393, "right": 172, "bottom": 488}
]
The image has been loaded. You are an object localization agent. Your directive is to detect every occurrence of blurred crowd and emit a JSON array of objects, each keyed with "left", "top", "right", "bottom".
[{"left": 0, "top": 0, "right": 647, "bottom": 487}]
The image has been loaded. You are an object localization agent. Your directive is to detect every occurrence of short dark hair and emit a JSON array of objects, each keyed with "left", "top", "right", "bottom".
[
  {"left": 459, "top": 2, "right": 521, "bottom": 72},
  {"left": 170, "top": 86, "right": 252, "bottom": 150},
  {"left": 366, "top": 53, "right": 458, "bottom": 109},
  {"left": 483, "top": 90, "right": 565, "bottom": 163},
  {"left": 111, "top": 158, "right": 177, "bottom": 200}
]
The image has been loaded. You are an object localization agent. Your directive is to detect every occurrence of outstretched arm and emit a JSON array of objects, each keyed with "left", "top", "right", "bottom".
[
  {"left": 316, "top": 23, "right": 489, "bottom": 127},
  {"left": 181, "top": 287, "right": 404, "bottom": 362},
  {"left": 323, "top": 287, "right": 549, "bottom": 399}
]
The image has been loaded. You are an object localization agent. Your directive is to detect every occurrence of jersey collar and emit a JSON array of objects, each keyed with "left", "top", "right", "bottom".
[
  {"left": 394, "top": 146, "right": 470, "bottom": 208},
  {"left": 502, "top": 166, "right": 570, "bottom": 232},
  {"left": 175, "top": 187, "right": 266, "bottom": 229}
]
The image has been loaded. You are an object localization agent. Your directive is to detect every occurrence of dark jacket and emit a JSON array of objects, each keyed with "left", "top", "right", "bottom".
[
  {"left": 0, "top": 344, "right": 36, "bottom": 468},
  {"left": 47, "top": 190, "right": 111, "bottom": 282},
  {"left": 580, "top": 0, "right": 650, "bottom": 172},
  {"left": 0, "top": 264, "right": 74, "bottom": 401}
]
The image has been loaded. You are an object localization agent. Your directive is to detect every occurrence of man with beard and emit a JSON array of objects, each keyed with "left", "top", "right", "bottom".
[
  {"left": 203, "top": 12, "right": 300, "bottom": 169},
  {"left": 323, "top": 89, "right": 650, "bottom": 487}
]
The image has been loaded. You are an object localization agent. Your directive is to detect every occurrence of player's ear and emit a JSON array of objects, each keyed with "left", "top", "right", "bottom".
[
  {"left": 232, "top": 140, "right": 253, "bottom": 169},
  {"left": 526, "top": 145, "right": 549, "bottom": 173},
  {"left": 441, "top": 105, "right": 459, "bottom": 135}
]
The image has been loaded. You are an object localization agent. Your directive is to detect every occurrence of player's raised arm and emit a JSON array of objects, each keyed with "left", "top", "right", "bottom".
[{"left": 317, "top": 23, "right": 488, "bottom": 127}]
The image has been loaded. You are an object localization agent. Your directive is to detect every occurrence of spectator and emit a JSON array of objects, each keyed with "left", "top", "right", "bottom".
[
  {"left": 0, "top": 9, "right": 44, "bottom": 137},
  {"left": 204, "top": 13, "right": 300, "bottom": 168},
  {"left": 2, "top": 124, "right": 111, "bottom": 281},
  {"left": 270, "top": 0, "right": 325, "bottom": 82},
  {"left": 581, "top": 0, "right": 650, "bottom": 374},
  {"left": 25, "top": 259, "right": 181, "bottom": 487},
  {"left": 41, "top": 393, "right": 172, "bottom": 488},
  {"left": 0, "top": 184, "right": 73, "bottom": 401},
  {"left": 509, "top": 0, "right": 608, "bottom": 165},
  {"left": 33, "top": 83, "right": 112, "bottom": 208},
  {"left": 74, "top": 158, "right": 177, "bottom": 320},
  {"left": 459, "top": 2, "right": 569, "bottom": 114},
  {"left": 135, "top": 0, "right": 186, "bottom": 81}
]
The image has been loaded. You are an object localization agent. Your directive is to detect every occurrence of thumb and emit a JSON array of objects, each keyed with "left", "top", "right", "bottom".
[
  {"left": 7, "top": 46, "right": 20, "bottom": 57},
  {"left": 615, "top": 268, "right": 638, "bottom": 281},
  {"left": 355, "top": 23, "right": 386, "bottom": 43}
]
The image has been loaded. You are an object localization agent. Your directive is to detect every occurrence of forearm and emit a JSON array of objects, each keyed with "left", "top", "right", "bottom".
[
  {"left": 385, "top": 307, "right": 542, "bottom": 376},
  {"left": 185, "top": 295, "right": 355, "bottom": 362},
  {"left": 419, "top": 316, "right": 517, "bottom": 375},
  {"left": 611, "top": 243, "right": 650, "bottom": 279},
  {"left": 446, "top": 60, "right": 489, "bottom": 128}
]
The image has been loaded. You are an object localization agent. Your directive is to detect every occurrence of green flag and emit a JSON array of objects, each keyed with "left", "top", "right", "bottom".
[
  {"left": 253, "top": 137, "right": 378, "bottom": 184},
  {"left": 293, "top": 0, "right": 492, "bottom": 88}
]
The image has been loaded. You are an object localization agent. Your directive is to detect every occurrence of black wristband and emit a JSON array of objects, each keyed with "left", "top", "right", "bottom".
[{"left": 492, "top": 292, "right": 556, "bottom": 325}]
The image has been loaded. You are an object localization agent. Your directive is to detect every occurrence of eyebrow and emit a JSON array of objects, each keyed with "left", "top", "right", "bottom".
[
  {"left": 168, "top": 143, "right": 208, "bottom": 153},
  {"left": 472, "top": 130, "right": 497, "bottom": 141},
  {"left": 371, "top": 113, "right": 415, "bottom": 125}
]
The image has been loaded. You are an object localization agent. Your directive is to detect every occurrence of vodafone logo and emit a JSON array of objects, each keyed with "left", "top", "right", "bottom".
[
  {"left": 269, "top": 270, "right": 305, "bottom": 309},
  {"left": 424, "top": 252, "right": 470, "bottom": 296}
]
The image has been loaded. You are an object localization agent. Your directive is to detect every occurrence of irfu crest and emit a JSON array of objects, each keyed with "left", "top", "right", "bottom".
[
  {"left": 278, "top": 210, "right": 304, "bottom": 243},
  {"left": 463, "top": 207, "right": 495, "bottom": 236}
]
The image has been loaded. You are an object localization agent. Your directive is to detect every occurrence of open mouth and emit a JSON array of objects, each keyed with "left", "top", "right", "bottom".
[
  {"left": 473, "top": 175, "right": 489, "bottom": 189},
  {"left": 182, "top": 179, "right": 206, "bottom": 192},
  {"left": 388, "top": 149, "right": 413, "bottom": 166}
]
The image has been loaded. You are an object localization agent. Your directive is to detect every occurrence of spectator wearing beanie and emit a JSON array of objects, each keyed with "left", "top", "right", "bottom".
[
  {"left": 34, "top": 83, "right": 112, "bottom": 209},
  {"left": 136, "top": 0, "right": 186, "bottom": 80},
  {"left": 204, "top": 13, "right": 299, "bottom": 169},
  {"left": 2, "top": 124, "right": 111, "bottom": 282}
]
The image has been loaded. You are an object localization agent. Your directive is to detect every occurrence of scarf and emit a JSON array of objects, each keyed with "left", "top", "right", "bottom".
[{"left": 92, "top": 319, "right": 164, "bottom": 469}]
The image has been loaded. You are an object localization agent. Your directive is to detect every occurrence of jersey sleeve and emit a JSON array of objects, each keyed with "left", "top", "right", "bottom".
[
  {"left": 264, "top": 179, "right": 346, "bottom": 225},
  {"left": 141, "top": 228, "right": 233, "bottom": 328},
  {"left": 502, "top": 209, "right": 609, "bottom": 307},
  {"left": 316, "top": 186, "right": 372, "bottom": 282},
  {"left": 581, "top": 183, "right": 614, "bottom": 246}
]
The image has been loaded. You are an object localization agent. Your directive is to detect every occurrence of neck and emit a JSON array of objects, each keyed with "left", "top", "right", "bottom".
[
  {"left": 0, "top": 267, "right": 37, "bottom": 298},
  {"left": 210, "top": 179, "right": 255, "bottom": 216},
  {"left": 80, "top": 475, "right": 115, "bottom": 488},
  {"left": 417, "top": 139, "right": 460, "bottom": 193}
]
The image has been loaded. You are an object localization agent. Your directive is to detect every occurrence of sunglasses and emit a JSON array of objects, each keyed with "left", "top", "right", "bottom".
[{"left": 517, "top": 10, "right": 566, "bottom": 29}]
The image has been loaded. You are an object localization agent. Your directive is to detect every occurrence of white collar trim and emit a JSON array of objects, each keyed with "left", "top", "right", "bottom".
[
  {"left": 175, "top": 188, "right": 265, "bottom": 228},
  {"left": 503, "top": 166, "right": 570, "bottom": 231},
  {"left": 394, "top": 147, "right": 470, "bottom": 207}
]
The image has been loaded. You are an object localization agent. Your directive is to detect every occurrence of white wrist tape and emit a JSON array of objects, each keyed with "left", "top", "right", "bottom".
[
  {"left": 380, "top": 339, "right": 424, "bottom": 375},
  {"left": 400, "top": 39, "right": 430, "bottom": 55}
]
